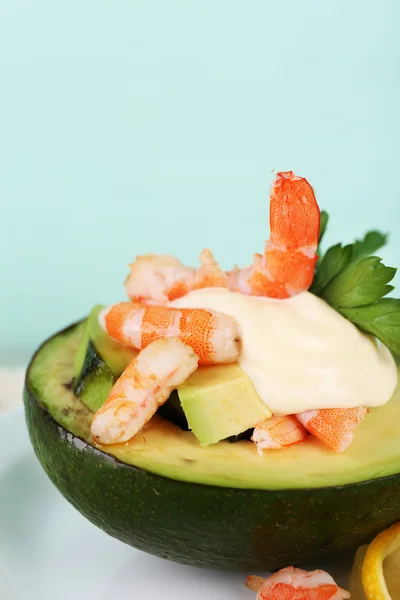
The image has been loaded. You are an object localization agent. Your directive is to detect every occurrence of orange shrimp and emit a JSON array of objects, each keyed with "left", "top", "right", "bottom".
[
  {"left": 233, "top": 171, "right": 320, "bottom": 298},
  {"left": 252, "top": 415, "right": 308, "bottom": 454},
  {"left": 297, "top": 407, "right": 368, "bottom": 453},
  {"left": 245, "top": 567, "right": 350, "bottom": 599},
  {"left": 124, "top": 249, "right": 228, "bottom": 306},
  {"left": 124, "top": 171, "right": 320, "bottom": 304},
  {"left": 100, "top": 302, "right": 241, "bottom": 366},
  {"left": 91, "top": 338, "right": 199, "bottom": 445}
]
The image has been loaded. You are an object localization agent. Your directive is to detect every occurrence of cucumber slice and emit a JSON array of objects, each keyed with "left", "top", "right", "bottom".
[
  {"left": 75, "top": 305, "right": 136, "bottom": 381},
  {"left": 73, "top": 305, "right": 136, "bottom": 410},
  {"left": 79, "top": 362, "right": 114, "bottom": 412}
]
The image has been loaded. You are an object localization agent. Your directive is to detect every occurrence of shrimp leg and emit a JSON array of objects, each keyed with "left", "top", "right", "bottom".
[
  {"left": 91, "top": 338, "right": 199, "bottom": 445},
  {"left": 100, "top": 302, "right": 241, "bottom": 366}
]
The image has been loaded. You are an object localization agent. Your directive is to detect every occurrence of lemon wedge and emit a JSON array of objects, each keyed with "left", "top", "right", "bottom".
[{"left": 350, "top": 522, "right": 400, "bottom": 599}]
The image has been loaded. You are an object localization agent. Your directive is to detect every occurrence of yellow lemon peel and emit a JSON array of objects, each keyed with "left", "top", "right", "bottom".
[{"left": 350, "top": 522, "right": 400, "bottom": 599}]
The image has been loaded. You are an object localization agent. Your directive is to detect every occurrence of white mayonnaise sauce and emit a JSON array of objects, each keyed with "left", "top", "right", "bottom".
[{"left": 171, "top": 288, "right": 398, "bottom": 414}]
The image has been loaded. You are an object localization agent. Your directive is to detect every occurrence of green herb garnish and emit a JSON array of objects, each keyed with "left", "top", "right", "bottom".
[
  {"left": 317, "top": 210, "right": 329, "bottom": 247},
  {"left": 312, "top": 243, "right": 353, "bottom": 295},
  {"left": 321, "top": 256, "right": 396, "bottom": 309},
  {"left": 351, "top": 230, "right": 388, "bottom": 260},
  {"left": 340, "top": 299, "right": 400, "bottom": 356},
  {"left": 312, "top": 213, "right": 399, "bottom": 355}
]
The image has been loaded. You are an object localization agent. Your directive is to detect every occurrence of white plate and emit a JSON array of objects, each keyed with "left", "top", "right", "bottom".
[{"left": 0, "top": 408, "right": 351, "bottom": 600}]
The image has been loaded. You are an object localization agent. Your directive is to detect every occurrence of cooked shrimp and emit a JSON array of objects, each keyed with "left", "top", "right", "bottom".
[
  {"left": 233, "top": 171, "right": 320, "bottom": 298},
  {"left": 297, "top": 406, "right": 368, "bottom": 453},
  {"left": 245, "top": 567, "right": 350, "bottom": 599},
  {"left": 124, "top": 249, "right": 228, "bottom": 305},
  {"left": 124, "top": 172, "right": 320, "bottom": 304},
  {"left": 252, "top": 415, "right": 307, "bottom": 454},
  {"left": 194, "top": 248, "right": 229, "bottom": 290},
  {"left": 100, "top": 302, "right": 241, "bottom": 365},
  {"left": 91, "top": 338, "right": 198, "bottom": 445}
]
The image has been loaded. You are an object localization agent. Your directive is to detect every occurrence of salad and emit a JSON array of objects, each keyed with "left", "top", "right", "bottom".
[
  {"left": 87, "top": 171, "right": 399, "bottom": 455},
  {"left": 24, "top": 170, "right": 400, "bottom": 595}
]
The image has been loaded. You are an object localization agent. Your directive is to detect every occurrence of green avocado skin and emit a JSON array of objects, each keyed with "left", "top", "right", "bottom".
[{"left": 24, "top": 381, "right": 400, "bottom": 571}]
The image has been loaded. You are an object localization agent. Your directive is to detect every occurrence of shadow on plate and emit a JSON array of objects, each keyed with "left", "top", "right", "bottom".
[
  {"left": 98, "top": 552, "right": 252, "bottom": 600},
  {"left": 0, "top": 454, "right": 61, "bottom": 559}
]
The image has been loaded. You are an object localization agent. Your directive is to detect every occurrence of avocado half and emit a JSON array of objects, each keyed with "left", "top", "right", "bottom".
[{"left": 24, "top": 321, "right": 400, "bottom": 571}]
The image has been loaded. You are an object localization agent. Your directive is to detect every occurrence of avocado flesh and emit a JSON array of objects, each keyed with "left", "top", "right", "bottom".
[
  {"left": 178, "top": 364, "right": 271, "bottom": 445},
  {"left": 28, "top": 322, "right": 400, "bottom": 490},
  {"left": 24, "top": 321, "right": 400, "bottom": 571}
]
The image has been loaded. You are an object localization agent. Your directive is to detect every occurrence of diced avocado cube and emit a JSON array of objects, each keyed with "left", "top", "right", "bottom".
[{"left": 178, "top": 364, "right": 271, "bottom": 445}]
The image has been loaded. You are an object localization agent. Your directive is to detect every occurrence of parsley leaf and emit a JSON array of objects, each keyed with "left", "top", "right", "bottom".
[
  {"left": 351, "top": 230, "right": 388, "bottom": 260},
  {"left": 318, "top": 210, "right": 329, "bottom": 245},
  {"left": 340, "top": 299, "right": 400, "bottom": 356},
  {"left": 321, "top": 256, "right": 396, "bottom": 309},
  {"left": 311, "top": 217, "right": 389, "bottom": 297},
  {"left": 311, "top": 215, "right": 398, "bottom": 353},
  {"left": 311, "top": 243, "right": 353, "bottom": 295},
  {"left": 314, "top": 210, "right": 329, "bottom": 275}
]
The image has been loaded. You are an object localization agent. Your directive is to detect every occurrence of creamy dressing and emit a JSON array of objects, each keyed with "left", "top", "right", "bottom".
[{"left": 171, "top": 289, "right": 398, "bottom": 415}]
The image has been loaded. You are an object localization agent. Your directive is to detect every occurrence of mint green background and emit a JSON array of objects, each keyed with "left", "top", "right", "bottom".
[{"left": 1, "top": 1, "right": 399, "bottom": 362}]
